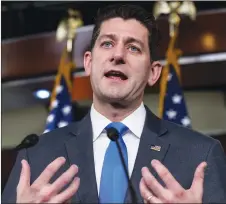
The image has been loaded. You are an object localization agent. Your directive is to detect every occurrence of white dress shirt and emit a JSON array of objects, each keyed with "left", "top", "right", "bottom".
[{"left": 90, "top": 103, "right": 146, "bottom": 194}]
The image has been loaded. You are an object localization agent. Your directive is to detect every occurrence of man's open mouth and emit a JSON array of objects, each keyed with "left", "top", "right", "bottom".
[{"left": 104, "top": 70, "right": 128, "bottom": 80}]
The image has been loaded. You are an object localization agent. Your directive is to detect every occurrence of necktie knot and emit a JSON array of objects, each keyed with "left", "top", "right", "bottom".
[{"left": 105, "top": 122, "right": 129, "bottom": 138}]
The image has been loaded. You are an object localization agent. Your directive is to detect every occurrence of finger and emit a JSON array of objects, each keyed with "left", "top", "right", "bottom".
[
  {"left": 32, "top": 157, "right": 66, "bottom": 189},
  {"left": 191, "top": 162, "right": 207, "bottom": 195},
  {"left": 48, "top": 177, "right": 80, "bottom": 203},
  {"left": 141, "top": 167, "right": 169, "bottom": 200},
  {"left": 139, "top": 178, "right": 162, "bottom": 203},
  {"left": 35, "top": 165, "right": 78, "bottom": 203},
  {"left": 36, "top": 183, "right": 52, "bottom": 203},
  {"left": 48, "top": 164, "right": 79, "bottom": 195},
  {"left": 17, "top": 160, "right": 30, "bottom": 193},
  {"left": 151, "top": 160, "right": 183, "bottom": 192}
]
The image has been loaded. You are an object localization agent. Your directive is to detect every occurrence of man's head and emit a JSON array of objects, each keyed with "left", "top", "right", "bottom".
[
  {"left": 90, "top": 4, "right": 161, "bottom": 61},
  {"left": 84, "top": 4, "right": 162, "bottom": 107}
]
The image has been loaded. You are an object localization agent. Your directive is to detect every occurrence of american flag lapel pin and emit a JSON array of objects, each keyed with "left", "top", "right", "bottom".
[{"left": 150, "top": 145, "right": 161, "bottom": 151}]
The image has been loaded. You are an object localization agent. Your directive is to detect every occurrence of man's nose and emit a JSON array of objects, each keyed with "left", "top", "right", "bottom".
[{"left": 110, "top": 44, "right": 126, "bottom": 65}]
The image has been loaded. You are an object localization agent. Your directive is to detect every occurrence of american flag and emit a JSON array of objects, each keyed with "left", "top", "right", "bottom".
[
  {"left": 44, "top": 49, "right": 74, "bottom": 133},
  {"left": 161, "top": 64, "right": 191, "bottom": 128},
  {"left": 159, "top": 29, "right": 191, "bottom": 128}
]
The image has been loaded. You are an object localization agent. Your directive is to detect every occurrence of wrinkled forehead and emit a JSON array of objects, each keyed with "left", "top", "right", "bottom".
[{"left": 98, "top": 18, "right": 149, "bottom": 44}]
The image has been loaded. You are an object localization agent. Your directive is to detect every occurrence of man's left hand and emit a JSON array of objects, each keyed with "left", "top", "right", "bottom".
[{"left": 139, "top": 160, "right": 207, "bottom": 203}]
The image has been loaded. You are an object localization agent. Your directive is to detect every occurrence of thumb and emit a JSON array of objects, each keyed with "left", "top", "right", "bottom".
[
  {"left": 191, "top": 162, "right": 207, "bottom": 196},
  {"left": 17, "top": 159, "right": 31, "bottom": 193}
]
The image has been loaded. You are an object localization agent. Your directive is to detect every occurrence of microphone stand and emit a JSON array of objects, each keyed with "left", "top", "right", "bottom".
[{"left": 115, "top": 139, "right": 137, "bottom": 204}]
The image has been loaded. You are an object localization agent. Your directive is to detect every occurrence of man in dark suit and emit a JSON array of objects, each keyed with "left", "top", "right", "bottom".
[{"left": 2, "top": 4, "right": 226, "bottom": 203}]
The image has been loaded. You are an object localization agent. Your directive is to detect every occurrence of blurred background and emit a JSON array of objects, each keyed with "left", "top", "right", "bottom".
[{"left": 2, "top": 1, "right": 226, "bottom": 191}]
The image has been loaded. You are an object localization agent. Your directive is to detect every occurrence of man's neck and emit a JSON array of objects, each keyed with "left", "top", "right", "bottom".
[{"left": 93, "top": 98, "right": 143, "bottom": 122}]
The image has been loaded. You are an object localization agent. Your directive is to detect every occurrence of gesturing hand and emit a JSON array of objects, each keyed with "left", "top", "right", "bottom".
[
  {"left": 17, "top": 157, "right": 80, "bottom": 203},
  {"left": 139, "top": 160, "right": 207, "bottom": 203}
]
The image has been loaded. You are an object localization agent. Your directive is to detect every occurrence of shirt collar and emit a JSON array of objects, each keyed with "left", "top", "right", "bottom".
[
  {"left": 90, "top": 103, "right": 146, "bottom": 141},
  {"left": 121, "top": 103, "right": 146, "bottom": 138}
]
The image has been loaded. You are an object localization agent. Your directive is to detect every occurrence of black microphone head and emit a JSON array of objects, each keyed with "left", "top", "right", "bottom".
[
  {"left": 16, "top": 134, "right": 39, "bottom": 150},
  {"left": 106, "top": 127, "right": 119, "bottom": 141}
]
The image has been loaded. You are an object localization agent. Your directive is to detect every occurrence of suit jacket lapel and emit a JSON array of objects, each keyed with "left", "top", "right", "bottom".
[
  {"left": 125, "top": 107, "right": 170, "bottom": 203},
  {"left": 64, "top": 113, "right": 99, "bottom": 203}
]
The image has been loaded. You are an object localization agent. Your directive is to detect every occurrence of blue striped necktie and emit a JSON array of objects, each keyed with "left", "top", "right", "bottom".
[{"left": 99, "top": 122, "right": 129, "bottom": 203}]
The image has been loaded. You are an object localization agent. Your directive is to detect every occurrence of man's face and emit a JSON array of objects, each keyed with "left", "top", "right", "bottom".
[{"left": 84, "top": 17, "right": 161, "bottom": 104}]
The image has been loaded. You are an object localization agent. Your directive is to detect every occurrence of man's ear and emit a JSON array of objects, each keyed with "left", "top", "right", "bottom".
[
  {"left": 84, "top": 51, "right": 92, "bottom": 76},
  {"left": 148, "top": 61, "right": 162, "bottom": 86}
]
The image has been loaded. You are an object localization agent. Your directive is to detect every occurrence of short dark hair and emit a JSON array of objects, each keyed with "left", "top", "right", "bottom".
[{"left": 90, "top": 4, "right": 161, "bottom": 61}]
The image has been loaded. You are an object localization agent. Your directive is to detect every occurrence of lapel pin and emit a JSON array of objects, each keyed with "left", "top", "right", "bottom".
[{"left": 150, "top": 145, "right": 161, "bottom": 151}]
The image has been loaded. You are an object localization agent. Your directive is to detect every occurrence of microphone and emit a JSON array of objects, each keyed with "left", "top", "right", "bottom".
[
  {"left": 16, "top": 134, "right": 39, "bottom": 151},
  {"left": 107, "top": 127, "right": 137, "bottom": 204},
  {"left": 2, "top": 134, "right": 39, "bottom": 191}
]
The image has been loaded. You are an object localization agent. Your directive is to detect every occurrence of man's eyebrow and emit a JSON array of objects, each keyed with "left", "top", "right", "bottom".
[
  {"left": 97, "top": 34, "right": 117, "bottom": 42},
  {"left": 126, "top": 37, "right": 144, "bottom": 49},
  {"left": 97, "top": 34, "right": 145, "bottom": 48}
]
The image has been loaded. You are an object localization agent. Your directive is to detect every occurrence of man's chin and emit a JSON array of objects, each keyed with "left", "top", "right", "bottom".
[{"left": 102, "top": 94, "right": 127, "bottom": 103}]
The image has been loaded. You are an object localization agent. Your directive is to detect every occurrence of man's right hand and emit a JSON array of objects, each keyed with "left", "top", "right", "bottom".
[{"left": 16, "top": 157, "right": 80, "bottom": 203}]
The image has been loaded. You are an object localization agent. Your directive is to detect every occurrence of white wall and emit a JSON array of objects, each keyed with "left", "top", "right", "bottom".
[
  {"left": 2, "top": 104, "right": 48, "bottom": 148},
  {"left": 2, "top": 91, "right": 226, "bottom": 148}
]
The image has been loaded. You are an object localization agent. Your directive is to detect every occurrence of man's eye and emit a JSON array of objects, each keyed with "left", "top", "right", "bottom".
[
  {"left": 101, "top": 41, "right": 113, "bottom": 48},
  {"left": 128, "top": 45, "right": 140, "bottom": 52}
]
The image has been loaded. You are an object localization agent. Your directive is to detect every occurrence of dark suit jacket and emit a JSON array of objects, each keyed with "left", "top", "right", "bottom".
[{"left": 2, "top": 107, "right": 226, "bottom": 203}]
